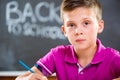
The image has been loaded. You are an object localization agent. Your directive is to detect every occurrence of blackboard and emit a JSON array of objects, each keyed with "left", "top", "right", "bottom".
[{"left": 0, "top": 0, "right": 120, "bottom": 71}]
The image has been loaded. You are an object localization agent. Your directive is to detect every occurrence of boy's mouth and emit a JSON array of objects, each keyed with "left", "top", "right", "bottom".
[{"left": 75, "top": 39, "right": 86, "bottom": 43}]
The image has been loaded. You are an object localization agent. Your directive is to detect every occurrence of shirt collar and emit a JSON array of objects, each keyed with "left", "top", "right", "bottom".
[
  {"left": 64, "top": 39, "right": 106, "bottom": 64},
  {"left": 64, "top": 45, "right": 78, "bottom": 64},
  {"left": 91, "top": 39, "right": 106, "bottom": 64}
]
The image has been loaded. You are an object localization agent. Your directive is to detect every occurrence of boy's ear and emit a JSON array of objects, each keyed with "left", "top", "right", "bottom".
[
  {"left": 98, "top": 20, "right": 104, "bottom": 34},
  {"left": 61, "top": 25, "right": 67, "bottom": 37}
]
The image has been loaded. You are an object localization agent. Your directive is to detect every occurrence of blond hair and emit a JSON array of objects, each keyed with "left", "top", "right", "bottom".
[{"left": 60, "top": 0, "right": 102, "bottom": 22}]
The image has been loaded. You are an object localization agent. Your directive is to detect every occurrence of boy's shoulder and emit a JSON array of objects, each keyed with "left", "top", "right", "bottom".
[
  {"left": 104, "top": 47, "right": 120, "bottom": 57},
  {"left": 51, "top": 45, "right": 73, "bottom": 52},
  {"left": 50, "top": 45, "right": 73, "bottom": 56}
]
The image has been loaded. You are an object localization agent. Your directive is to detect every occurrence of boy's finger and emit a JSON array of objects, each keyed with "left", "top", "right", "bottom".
[{"left": 41, "top": 76, "right": 48, "bottom": 80}]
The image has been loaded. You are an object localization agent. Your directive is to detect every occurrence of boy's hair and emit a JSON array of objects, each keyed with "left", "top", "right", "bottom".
[{"left": 60, "top": 0, "right": 102, "bottom": 22}]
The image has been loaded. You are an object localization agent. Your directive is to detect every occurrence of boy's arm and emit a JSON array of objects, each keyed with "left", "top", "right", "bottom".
[
  {"left": 112, "top": 51, "right": 120, "bottom": 79},
  {"left": 113, "top": 78, "right": 120, "bottom": 80},
  {"left": 15, "top": 66, "right": 48, "bottom": 80}
]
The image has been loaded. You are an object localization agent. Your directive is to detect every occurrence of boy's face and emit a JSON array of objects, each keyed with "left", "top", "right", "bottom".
[{"left": 61, "top": 7, "right": 104, "bottom": 52}]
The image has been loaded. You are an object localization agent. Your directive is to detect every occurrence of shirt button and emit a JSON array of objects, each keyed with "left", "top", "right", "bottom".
[{"left": 80, "top": 72, "right": 84, "bottom": 74}]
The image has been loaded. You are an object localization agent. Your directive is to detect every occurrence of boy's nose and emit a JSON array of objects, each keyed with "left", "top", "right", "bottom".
[{"left": 75, "top": 27, "right": 83, "bottom": 35}]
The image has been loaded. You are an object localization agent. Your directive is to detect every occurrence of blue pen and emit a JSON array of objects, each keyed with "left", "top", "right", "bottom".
[{"left": 19, "top": 60, "right": 35, "bottom": 73}]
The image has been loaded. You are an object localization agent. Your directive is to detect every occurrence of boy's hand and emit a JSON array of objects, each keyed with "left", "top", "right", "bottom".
[
  {"left": 27, "top": 73, "right": 48, "bottom": 80},
  {"left": 16, "top": 73, "right": 48, "bottom": 80},
  {"left": 15, "top": 66, "right": 48, "bottom": 80},
  {"left": 15, "top": 73, "right": 48, "bottom": 80}
]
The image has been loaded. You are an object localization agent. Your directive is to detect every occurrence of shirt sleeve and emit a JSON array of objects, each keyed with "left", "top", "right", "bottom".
[
  {"left": 36, "top": 48, "right": 56, "bottom": 76},
  {"left": 111, "top": 50, "right": 120, "bottom": 78}
]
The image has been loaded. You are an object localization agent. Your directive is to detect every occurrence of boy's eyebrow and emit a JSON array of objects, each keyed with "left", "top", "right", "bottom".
[
  {"left": 65, "top": 20, "right": 75, "bottom": 24},
  {"left": 80, "top": 16, "right": 96, "bottom": 22}
]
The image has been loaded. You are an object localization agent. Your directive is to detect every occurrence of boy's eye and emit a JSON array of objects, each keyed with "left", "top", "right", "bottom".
[
  {"left": 83, "top": 21, "right": 89, "bottom": 26},
  {"left": 68, "top": 23, "right": 75, "bottom": 27}
]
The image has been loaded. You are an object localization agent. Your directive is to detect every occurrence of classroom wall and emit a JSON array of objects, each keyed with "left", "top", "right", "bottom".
[{"left": 0, "top": 0, "right": 120, "bottom": 73}]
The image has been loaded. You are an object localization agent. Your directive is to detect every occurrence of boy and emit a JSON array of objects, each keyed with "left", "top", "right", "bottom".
[{"left": 16, "top": 0, "right": 120, "bottom": 80}]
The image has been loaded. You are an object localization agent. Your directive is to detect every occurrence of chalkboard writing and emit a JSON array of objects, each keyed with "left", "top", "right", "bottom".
[
  {"left": 0, "top": 0, "right": 120, "bottom": 71},
  {"left": 6, "top": 1, "right": 64, "bottom": 39}
]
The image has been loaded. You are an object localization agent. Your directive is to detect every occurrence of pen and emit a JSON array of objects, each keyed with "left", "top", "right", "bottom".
[{"left": 18, "top": 60, "right": 35, "bottom": 73}]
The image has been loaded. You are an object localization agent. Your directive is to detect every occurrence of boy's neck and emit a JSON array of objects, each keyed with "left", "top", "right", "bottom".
[{"left": 76, "top": 44, "right": 97, "bottom": 67}]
